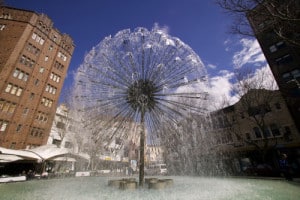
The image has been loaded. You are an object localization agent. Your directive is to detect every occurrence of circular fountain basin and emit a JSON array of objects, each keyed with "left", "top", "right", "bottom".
[{"left": 0, "top": 176, "right": 299, "bottom": 200}]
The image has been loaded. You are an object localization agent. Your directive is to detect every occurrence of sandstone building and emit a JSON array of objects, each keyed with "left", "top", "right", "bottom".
[{"left": 201, "top": 89, "right": 300, "bottom": 176}]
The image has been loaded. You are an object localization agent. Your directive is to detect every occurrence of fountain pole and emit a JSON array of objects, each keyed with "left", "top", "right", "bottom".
[{"left": 139, "top": 109, "right": 145, "bottom": 187}]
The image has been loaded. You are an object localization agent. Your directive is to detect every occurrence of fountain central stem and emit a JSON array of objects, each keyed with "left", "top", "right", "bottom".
[{"left": 139, "top": 110, "right": 145, "bottom": 187}]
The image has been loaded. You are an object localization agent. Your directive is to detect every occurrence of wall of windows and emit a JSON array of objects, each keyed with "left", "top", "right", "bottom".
[{"left": 5, "top": 83, "right": 23, "bottom": 96}]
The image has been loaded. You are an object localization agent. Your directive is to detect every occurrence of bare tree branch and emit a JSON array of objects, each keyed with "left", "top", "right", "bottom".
[{"left": 216, "top": 0, "right": 300, "bottom": 47}]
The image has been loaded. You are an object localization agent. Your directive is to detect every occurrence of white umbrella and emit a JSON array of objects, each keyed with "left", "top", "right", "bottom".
[{"left": 0, "top": 154, "right": 24, "bottom": 163}]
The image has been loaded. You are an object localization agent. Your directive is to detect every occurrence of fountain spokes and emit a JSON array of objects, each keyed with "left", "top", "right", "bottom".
[{"left": 74, "top": 26, "right": 208, "bottom": 187}]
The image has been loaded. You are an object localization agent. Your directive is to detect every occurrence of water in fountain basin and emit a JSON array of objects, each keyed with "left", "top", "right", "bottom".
[{"left": 0, "top": 176, "right": 299, "bottom": 200}]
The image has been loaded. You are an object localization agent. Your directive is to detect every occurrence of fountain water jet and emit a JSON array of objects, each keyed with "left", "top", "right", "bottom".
[{"left": 73, "top": 26, "right": 208, "bottom": 186}]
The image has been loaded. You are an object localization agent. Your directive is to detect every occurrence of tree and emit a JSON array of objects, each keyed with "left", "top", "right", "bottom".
[
  {"left": 216, "top": 0, "right": 300, "bottom": 47},
  {"left": 219, "top": 66, "right": 281, "bottom": 164}
]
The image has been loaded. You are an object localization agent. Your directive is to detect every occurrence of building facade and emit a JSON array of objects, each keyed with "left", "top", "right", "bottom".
[
  {"left": 202, "top": 89, "right": 300, "bottom": 176},
  {"left": 0, "top": 6, "right": 74, "bottom": 149},
  {"left": 145, "top": 145, "right": 165, "bottom": 165},
  {"left": 247, "top": 1, "right": 300, "bottom": 131},
  {"left": 47, "top": 104, "right": 74, "bottom": 149}
]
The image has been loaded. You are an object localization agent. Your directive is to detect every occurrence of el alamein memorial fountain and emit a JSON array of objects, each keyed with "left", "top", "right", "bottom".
[
  {"left": 73, "top": 26, "right": 208, "bottom": 189},
  {"left": 1, "top": 27, "right": 299, "bottom": 200}
]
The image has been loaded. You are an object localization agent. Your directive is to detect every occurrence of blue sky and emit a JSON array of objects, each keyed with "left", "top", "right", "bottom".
[{"left": 5, "top": 0, "right": 270, "bottom": 108}]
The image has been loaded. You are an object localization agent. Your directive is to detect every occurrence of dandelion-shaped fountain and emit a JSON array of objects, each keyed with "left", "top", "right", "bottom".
[{"left": 74, "top": 26, "right": 208, "bottom": 186}]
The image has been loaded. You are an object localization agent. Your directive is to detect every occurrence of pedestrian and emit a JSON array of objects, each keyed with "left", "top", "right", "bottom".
[
  {"left": 128, "top": 166, "right": 133, "bottom": 176},
  {"left": 279, "top": 153, "right": 293, "bottom": 181}
]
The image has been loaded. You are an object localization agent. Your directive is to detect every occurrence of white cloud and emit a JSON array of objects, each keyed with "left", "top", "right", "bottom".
[
  {"left": 232, "top": 38, "right": 266, "bottom": 68},
  {"left": 207, "top": 63, "right": 217, "bottom": 69},
  {"left": 205, "top": 38, "right": 278, "bottom": 110},
  {"left": 205, "top": 71, "right": 239, "bottom": 110},
  {"left": 224, "top": 38, "right": 232, "bottom": 52},
  {"left": 223, "top": 38, "right": 231, "bottom": 45}
]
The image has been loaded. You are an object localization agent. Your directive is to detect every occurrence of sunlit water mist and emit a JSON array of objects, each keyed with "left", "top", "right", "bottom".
[
  {"left": 1, "top": 177, "right": 299, "bottom": 200},
  {"left": 73, "top": 26, "right": 208, "bottom": 145},
  {"left": 72, "top": 26, "right": 209, "bottom": 178}
]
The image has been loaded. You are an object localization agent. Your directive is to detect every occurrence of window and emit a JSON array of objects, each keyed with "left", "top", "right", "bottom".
[
  {"left": 30, "top": 93, "right": 35, "bottom": 99},
  {"left": 52, "top": 139, "right": 61, "bottom": 146},
  {"left": 0, "top": 120, "right": 8, "bottom": 132},
  {"left": 0, "top": 99, "right": 4, "bottom": 110},
  {"left": 31, "top": 32, "right": 45, "bottom": 46},
  {"left": 5, "top": 83, "right": 12, "bottom": 93},
  {"left": 45, "top": 85, "right": 49, "bottom": 92},
  {"left": 263, "top": 127, "right": 271, "bottom": 138},
  {"left": 269, "top": 45, "right": 277, "bottom": 53},
  {"left": 8, "top": 104, "right": 16, "bottom": 114},
  {"left": 41, "top": 97, "right": 53, "bottom": 108},
  {"left": 253, "top": 127, "right": 262, "bottom": 138},
  {"left": 0, "top": 24, "right": 5, "bottom": 31},
  {"left": 49, "top": 45, "right": 53, "bottom": 51},
  {"left": 54, "top": 61, "right": 64, "bottom": 71},
  {"left": 64, "top": 141, "right": 72, "bottom": 148},
  {"left": 16, "top": 124, "right": 22, "bottom": 132},
  {"left": 30, "top": 127, "right": 44, "bottom": 138},
  {"left": 35, "top": 112, "right": 48, "bottom": 123},
  {"left": 32, "top": 32, "right": 37, "bottom": 40},
  {"left": 10, "top": 86, "right": 17, "bottom": 95},
  {"left": 39, "top": 67, "right": 45, "bottom": 73},
  {"left": 19, "top": 55, "right": 35, "bottom": 67},
  {"left": 23, "top": 107, "right": 29, "bottom": 115},
  {"left": 2, "top": 102, "right": 9, "bottom": 112},
  {"left": 13, "top": 69, "right": 18, "bottom": 77},
  {"left": 291, "top": 69, "right": 300, "bottom": 79},
  {"left": 45, "top": 84, "right": 57, "bottom": 94},
  {"left": 0, "top": 100, "right": 16, "bottom": 114},
  {"left": 282, "top": 69, "right": 300, "bottom": 83},
  {"left": 57, "top": 51, "right": 67, "bottom": 62},
  {"left": 34, "top": 79, "right": 39, "bottom": 86},
  {"left": 26, "top": 43, "right": 40, "bottom": 55},
  {"left": 276, "top": 41, "right": 286, "bottom": 49},
  {"left": 276, "top": 54, "right": 293, "bottom": 65},
  {"left": 50, "top": 72, "right": 61, "bottom": 82},
  {"left": 270, "top": 124, "right": 280, "bottom": 136},
  {"left": 10, "top": 142, "right": 16, "bottom": 149},
  {"left": 45, "top": 56, "right": 49, "bottom": 61},
  {"left": 269, "top": 41, "right": 286, "bottom": 53},
  {"left": 16, "top": 88, "right": 23, "bottom": 96},
  {"left": 17, "top": 71, "right": 24, "bottom": 80},
  {"left": 56, "top": 121, "right": 66, "bottom": 129},
  {"left": 12, "top": 69, "right": 29, "bottom": 82},
  {"left": 40, "top": 38, "right": 45, "bottom": 45},
  {"left": 23, "top": 74, "right": 29, "bottom": 82}
]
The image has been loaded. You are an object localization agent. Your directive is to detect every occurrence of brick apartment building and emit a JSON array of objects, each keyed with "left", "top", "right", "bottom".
[
  {"left": 247, "top": 1, "right": 300, "bottom": 131},
  {"left": 0, "top": 6, "right": 74, "bottom": 149}
]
